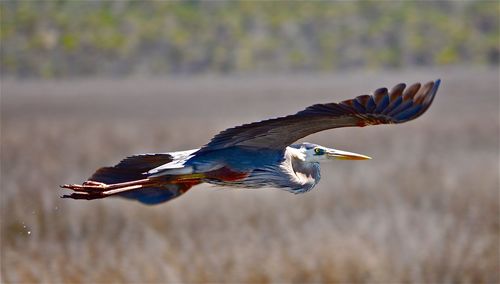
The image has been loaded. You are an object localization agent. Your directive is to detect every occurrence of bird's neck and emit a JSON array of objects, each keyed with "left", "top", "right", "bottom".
[{"left": 283, "top": 147, "right": 321, "bottom": 192}]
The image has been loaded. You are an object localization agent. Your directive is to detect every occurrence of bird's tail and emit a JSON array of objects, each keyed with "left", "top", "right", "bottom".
[{"left": 61, "top": 154, "right": 201, "bottom": 205}]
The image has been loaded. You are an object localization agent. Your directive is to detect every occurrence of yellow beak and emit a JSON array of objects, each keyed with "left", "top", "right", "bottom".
[{"left": 327, "top": 149, "right": 372, "bottom": 160}]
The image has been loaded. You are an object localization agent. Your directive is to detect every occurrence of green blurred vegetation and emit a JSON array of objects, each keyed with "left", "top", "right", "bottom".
[{"left": 1, "top": 1, "right": 498, "bottom": 78}]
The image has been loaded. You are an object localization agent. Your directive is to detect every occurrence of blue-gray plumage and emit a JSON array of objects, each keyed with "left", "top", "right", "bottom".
[{"left": 61, "top": 79, "right": 440, "bottom": 205}]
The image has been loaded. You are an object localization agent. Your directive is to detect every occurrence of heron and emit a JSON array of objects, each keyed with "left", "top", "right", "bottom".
[{"left": 61, "top": 79, "right": 440, "bottom": 205}]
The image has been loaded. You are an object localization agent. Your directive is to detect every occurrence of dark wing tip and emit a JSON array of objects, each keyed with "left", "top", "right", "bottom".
[
  {"left": 388, "top": 79, "right": 440, "bottom": 123},
  {"left": 341, "top": 79, "right": 440, "bottom": 125}
]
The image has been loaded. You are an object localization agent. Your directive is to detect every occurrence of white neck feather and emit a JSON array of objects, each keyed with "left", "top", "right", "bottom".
[{"left": 280, "top": 147, "right": 321, "bottom": 192}]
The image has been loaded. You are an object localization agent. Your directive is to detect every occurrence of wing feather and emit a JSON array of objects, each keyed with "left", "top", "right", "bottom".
[{"left": 198, "top": 80, "right": 440, "bottom": 152}]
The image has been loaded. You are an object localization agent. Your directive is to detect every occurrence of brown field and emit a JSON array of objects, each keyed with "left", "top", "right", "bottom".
[{"left": 1, "top": 68, "right": 499, "bottom": 283}]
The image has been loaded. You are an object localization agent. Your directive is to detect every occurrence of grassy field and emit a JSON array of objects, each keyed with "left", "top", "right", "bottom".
[{"left": 1, "top": 68, "right": 499, "bottom": 283}]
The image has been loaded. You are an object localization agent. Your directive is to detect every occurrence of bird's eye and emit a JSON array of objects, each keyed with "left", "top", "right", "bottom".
[{"left": 314, "top": 148, "right": 323, "bottom": 155}]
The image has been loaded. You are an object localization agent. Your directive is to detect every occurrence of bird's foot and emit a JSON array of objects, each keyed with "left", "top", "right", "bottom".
[
  {"left": 60, "top": 179, "right": 151, "bottom": 200},
  {"left": 61, "top": 192, "right": 107, "bottom": 200},
  {"left": 83, "top": 180, "right": 107, "bottom": 187},
  {"left": 60, "top": 181, "right": 109, "bottom": 193},
  {"left": 60, "top": 181, "right": 110, "bottom": 200}
]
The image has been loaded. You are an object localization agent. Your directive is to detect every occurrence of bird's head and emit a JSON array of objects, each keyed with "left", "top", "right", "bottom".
[{"left": 292, "top": 142, "right": 371, "bottom": 163}]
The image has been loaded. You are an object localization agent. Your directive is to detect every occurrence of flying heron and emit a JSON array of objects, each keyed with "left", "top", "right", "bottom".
[{"left": 61, "top": 79, "right": 440, "bottom": 205}]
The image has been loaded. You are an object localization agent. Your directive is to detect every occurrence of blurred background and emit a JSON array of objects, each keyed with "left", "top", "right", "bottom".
[
  {"left": 1, "top": 1, "right": 499, "bottom": 283},
  {"left": 2, "top": 1, "right": 499, "bottom": 77}
]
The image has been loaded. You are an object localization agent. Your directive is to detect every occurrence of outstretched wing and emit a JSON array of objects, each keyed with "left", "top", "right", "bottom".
[{"left": 198, "top": 79, "right": 440, "bottom": 152}]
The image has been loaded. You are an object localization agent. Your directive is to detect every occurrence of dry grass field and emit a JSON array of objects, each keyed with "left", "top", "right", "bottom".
[{"left": 1, "top": 68, "right": 499, "bottom": 283}]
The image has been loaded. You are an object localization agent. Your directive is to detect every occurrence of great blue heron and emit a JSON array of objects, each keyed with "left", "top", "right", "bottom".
[{"left": 61, "top": 79, "right": 440, "bottom": 205}]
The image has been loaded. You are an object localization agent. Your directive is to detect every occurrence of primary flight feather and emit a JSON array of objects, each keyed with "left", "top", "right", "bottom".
[{"left": 61, "top": 79, "right": 440, "bottom": 205}]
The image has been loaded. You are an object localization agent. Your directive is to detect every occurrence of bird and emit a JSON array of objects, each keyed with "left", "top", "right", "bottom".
[{"left": 61, "top": 79, "right": 440, "bottom": 205}]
